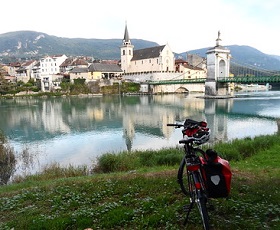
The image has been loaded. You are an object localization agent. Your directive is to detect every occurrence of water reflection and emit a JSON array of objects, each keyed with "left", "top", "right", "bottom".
[{"left": 0, "top": 92, "right": 279, "bottom": 178}]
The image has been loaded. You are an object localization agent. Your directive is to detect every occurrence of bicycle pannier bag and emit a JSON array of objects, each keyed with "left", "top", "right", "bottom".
[{"left": 201, "top": 151, "right": 232, "bottom": 198}]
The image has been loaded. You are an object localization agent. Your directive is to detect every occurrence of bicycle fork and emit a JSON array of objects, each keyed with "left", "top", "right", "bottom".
[{"left": 183, "top": 170, "right": 204, "bottom": 226}]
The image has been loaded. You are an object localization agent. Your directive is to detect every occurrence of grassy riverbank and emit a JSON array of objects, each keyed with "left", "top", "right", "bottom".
[{"left": 0, "top": 135, "right": 280, "bottom": 229}]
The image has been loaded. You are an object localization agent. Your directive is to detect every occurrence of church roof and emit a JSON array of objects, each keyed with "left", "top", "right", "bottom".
[
  {"left": 131, "top": 45, "right": 165, "bottom": 61},
  {"left": 123, "top": 24, "right": 130, "bottom": 43}
]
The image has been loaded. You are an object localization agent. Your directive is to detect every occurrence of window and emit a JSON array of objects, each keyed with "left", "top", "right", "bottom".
[
  {"left": 129, "top": 50, "right": 131, "bottom": 55},
  {"left": 123, "top": 50, "right": 125, "bottom": 55}
]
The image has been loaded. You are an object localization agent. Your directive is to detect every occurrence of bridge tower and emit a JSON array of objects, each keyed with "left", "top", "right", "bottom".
[{"left": 205, "top": 31, "right": 231, "bottom": 96}]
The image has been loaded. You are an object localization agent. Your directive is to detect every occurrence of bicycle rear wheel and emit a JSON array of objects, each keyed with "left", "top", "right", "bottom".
[{"left": 177, "top": 157, "right": 189, "bottom": 195}]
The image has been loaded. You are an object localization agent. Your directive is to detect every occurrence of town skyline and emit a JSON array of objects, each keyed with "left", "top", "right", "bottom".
[{"left": 1, "top": 0, "right": 280, "bottom": 55}]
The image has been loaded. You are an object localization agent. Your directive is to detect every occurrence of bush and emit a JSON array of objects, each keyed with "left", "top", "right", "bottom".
[
  {"left": 0, "top": 131, "right": 16, "bottom": 185},
  {"left": 212, "top": 134, "right": 280, "bottom": 161},
  {"left": 94, "top": 147, "right": 183, "bottom": 173},
  {"left": 94, "top": 152, "right": 139, "bottom": 173}
]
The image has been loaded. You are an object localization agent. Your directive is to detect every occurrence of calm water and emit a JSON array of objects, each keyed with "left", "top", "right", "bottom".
[{"left": 1, "top": 90, "right": 280, "bottom": 177}]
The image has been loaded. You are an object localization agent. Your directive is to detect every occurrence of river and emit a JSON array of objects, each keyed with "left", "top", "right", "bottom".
[{"left": 1, "top": 89, "right": 280, "bottom": 178}]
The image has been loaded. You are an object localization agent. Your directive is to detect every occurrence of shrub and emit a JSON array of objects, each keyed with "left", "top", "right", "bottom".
[{"left": 0, "top": 131, "right": 16, "bottom": 185}]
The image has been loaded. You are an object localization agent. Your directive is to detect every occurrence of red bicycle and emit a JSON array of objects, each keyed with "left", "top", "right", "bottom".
[{"left": 167, "top": 119, "right": 232, "bottom": 230}]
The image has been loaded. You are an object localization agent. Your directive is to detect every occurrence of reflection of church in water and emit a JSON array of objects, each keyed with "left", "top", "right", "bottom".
[
  {"left": 121, "top": 96, "right": 179, "bottom": 151},
  {"left": 121, "top": 95, "right": 234, "bottom": 151}
]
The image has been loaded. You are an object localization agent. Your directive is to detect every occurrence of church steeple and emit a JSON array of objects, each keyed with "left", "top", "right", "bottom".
[
  {"left": 120, "top": 22, "right": 134, "bottom": 73},
  {"left": 123, "top": 22, "right": 131, "bottom": 45}
]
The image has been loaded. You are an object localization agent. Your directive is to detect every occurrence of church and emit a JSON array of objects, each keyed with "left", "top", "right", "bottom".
[
  {"left": 120, "top": 23, "right": 206, "bottom": 88},
  {"left": 120, "top": 23, "right": 175, "bottom": 74}
]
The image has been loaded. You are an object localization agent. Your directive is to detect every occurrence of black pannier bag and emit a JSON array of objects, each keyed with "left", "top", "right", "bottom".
[{"left": 200, "top": 149, "right": 232, "bottom": 198}]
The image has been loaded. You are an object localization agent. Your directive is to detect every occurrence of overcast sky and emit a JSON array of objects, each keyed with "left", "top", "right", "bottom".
[{"left": 1, "top": 0, "right": 280, "bottom": 55}]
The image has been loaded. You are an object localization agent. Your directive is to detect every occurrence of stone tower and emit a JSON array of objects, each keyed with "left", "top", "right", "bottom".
[
  {"left": 205, "top": 31, "right": 231, "bottom": 96},
  {"left": 120, "top": 22, "right": 134, "bottom": 73}
]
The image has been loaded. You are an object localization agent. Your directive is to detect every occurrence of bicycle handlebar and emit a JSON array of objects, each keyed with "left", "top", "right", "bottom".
[
  {"left": 167, "top": 119, "right": 210, "bottom": 145},
  {"left": 167, "top": 119, "right": 207, "bottom": 129},
  {"left": 167, "top": 123, "right": 184, "bottom": 128}
]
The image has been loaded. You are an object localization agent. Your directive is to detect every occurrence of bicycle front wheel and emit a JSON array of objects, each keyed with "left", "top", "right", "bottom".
[{"left": 196, "top": 190, "right": 210, "bottom": 230}]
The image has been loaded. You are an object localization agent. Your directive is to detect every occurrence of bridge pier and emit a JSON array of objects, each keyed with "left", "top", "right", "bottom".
[
  {"left": 205, "top": 81, "right": 231, "bottom": 97},
  {"left": 205, "top": 80, "right": 217, "bottom": 96}
]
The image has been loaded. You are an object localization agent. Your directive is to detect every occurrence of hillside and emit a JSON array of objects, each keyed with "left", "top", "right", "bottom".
[
  {"left": 0, "top": 31, "right": 158, "bottom": 60},
  {"left": 0, "top": 31, "right": 280, "bottom": 71}
]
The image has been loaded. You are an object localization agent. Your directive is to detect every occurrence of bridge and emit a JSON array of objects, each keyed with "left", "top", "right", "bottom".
[
  {"left": 149, "top": 75, "right": 280, "bottom": 85},
  {"left": 120, "top": 31, "right": 280, "bottom": 95},
  {"left": 142, "top": 32, "right": 280, "bottom": 95}
]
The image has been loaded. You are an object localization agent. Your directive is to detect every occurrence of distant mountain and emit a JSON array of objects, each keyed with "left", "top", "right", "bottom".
[
  {"left": 271, "top": 55, "right": 280, "bottom": 62},
  {"left": 179, "top": 45, "right": 280, "bottom": 71},
  {"left": 0, "top": 31, "right": 280, "bottom": 71},
  {"left": 0, "top": 31, "right": 158, "bottom": 60}
]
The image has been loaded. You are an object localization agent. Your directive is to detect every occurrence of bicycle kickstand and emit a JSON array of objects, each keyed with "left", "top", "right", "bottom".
[{"left": 183, "top": 201, "right": 195, "bottom": 226}]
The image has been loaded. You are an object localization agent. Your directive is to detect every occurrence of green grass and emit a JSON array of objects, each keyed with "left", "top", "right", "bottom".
[{"left": 0, "top": 134, "right": 280, "bottom": 229}]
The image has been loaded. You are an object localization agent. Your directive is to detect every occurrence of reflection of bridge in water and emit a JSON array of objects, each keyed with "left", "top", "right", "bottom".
[{"left": 204, "top": 98, "right": 280, "bottom": 142}]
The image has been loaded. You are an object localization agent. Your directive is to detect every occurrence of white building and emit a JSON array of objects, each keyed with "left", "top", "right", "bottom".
[{"left": 39, "top": 54, "right": 67, "bottom": 91}]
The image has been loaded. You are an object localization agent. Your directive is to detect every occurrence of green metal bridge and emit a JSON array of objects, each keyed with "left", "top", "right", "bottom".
[{"left": 148, "top": 75, "right": 280, "bottom": 85}]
